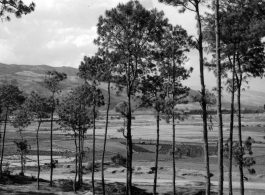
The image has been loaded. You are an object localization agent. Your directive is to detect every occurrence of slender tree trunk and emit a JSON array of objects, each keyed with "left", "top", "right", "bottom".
[
  {"left": 101, "top": 82, "right": 111, "bottom": 195},
  {"left": 229, "top": 60, "right": 236, "bottom": 195},
  {"left": 172, "top": 116, "right": 176, "bottom": 195},
  {"left": 50, "top": 109, "right": 54, "bottom": 186},
  {"left": 81, "top": 130, "right": 85, "bottom": 184},
  {"left": 19, "top": 129, "right": 24, "bottom": 175},
  {"left": 126, "top": 93, "right": 133, "bottom": 195},
  {"left": 22, "top": 151, "right": 24, "bottom": 174},
  {"left": 171, "top": 40, "right": 177, "bottom": 195},
  {"left": 216, "top": 0, "right": 224, "bottom": 194},
  {"left": 20, "top": 151, "right": 23, "bottom": 174},
  {"left": 0, "top": 110, "right": 8, "bottom": 180},
  {"left": 92, "top": 101, "right": 96, "bottom": 195},
  {"left": 153, "top": 112, "right": 160, "bottom": 195},
  {"left": 237, "top": 83, "right": 244, "bottom": 195},
  {"left": 78, "top": 128, "right": 81, "bottom": 188},
  {"left": 80, "top": 133, "right": 83, "bottom": 185},
  {"left": 125, "top": 114, "right": 129, "bottom": 193},
  {"left": 74, "top": 132, "right": 78, "bottom": 192},
  {"left": 36, "top": 121, "right": 41, "bottom": 190},
  {"left": 229, "top": 81, "right": 235, "bottom": 195},
  {"left": 80, "top": 124, "right": 84, "bottom": 186},
  {"left": 196, "top": 4, "right": 210, "bottom": 194},
  {"left": 0, "top": 119, "right": 1, "bottom": 176}
]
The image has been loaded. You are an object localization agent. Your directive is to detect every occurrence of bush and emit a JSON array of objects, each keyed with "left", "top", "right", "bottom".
[
  {"left": 111, "top": 153, "right": 126, "bottom": 167},
  {"left": 86, "top": 161, "right": 100, "bottom": 171},
  {"left": 19, "top": 172, "right": 24, "bottom": 176},
  {"left": 3, "top": 162, "right": 11, "bottom": 176},
  {"left": 248, "top": 168, "right": 256, "bottom": 175}
]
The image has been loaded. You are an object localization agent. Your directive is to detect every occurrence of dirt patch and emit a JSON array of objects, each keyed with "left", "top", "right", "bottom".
[
  {"left": 159, "top": 144, "right": 217, "bottom": 157},
  {"left": 120, "top": 142, "right": 153, "bottom": 153}
]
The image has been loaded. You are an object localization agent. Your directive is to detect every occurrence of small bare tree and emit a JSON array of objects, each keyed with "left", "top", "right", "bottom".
[
  {"left": 12, "top": 108, "right": 31, "bottom": 176},
  {"left": 44, "top": 71, "right": 67, "bottom": 186}
]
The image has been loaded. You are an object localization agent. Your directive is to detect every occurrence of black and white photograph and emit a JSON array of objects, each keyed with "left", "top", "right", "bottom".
[{"left": 0, "top": 0, "right": 265, "bottom": 194}]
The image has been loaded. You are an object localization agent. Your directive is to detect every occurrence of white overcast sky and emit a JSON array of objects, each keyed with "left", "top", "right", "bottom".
[{"left": 0, "top": 0, "right": 264, "bottom": 91}]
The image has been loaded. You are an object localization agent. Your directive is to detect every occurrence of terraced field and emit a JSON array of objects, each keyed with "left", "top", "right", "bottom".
[{"left": 1, "top": 113, "right": 265, "bottom": 175}]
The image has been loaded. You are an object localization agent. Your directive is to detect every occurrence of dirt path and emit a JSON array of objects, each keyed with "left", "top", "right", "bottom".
[{"left": 24, "top": 171, "right": 265, "bottom": 190}]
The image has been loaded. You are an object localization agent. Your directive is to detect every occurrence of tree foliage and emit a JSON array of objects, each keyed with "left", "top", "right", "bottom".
[
  {"left": 203, "top": 0, "right": 265, "bottom": 79},
  {"left": 0, "top": 0, "right": 35, "bottom": 21},
  {"left": 44, "top": 71, "right": 67, "bottom": 95},
  {"left": 57, "top": 84, "right": 94, "bottom": 132},
  {"left": 0, "top": 84, "right": 25, "bottom": 112},
  {"left": 78, "top": 55, "right": 104, "bottom": 84},
  {"left": 95, "top": 0, "right": 168, "bottom": 94},
  {"left": 25, "top": 91, "right": 50, "bottom": 120},
  {"left": 12, "top": 108, "right": 31, "bottom": 134}
]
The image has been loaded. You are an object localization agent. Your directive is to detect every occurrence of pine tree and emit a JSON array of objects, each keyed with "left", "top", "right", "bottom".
[
  {"left": 26, "top": 91, "right": 50, "bottom": 190},
  {"left": 203, "top": 1, "right": 265, "bottom": 194},
  {"left": 158, "top": 1, "right": 211, "bottom": 193},
  {"left": 78, "top": 56, "right": 105, "bottom": 194},
  {"left": 94, "top": 1, "right": 167, "bottom": 194},
  {"left": 57, "top": 84, "right": 94, "bottom": 191},
  {"left": 0, "top": 84, "right": 25, "bottom": 180}
]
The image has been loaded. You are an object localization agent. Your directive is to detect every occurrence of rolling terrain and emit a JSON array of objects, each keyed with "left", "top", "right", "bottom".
[{"left": 0, "top": 62, "right": 264, "bottom": 110}]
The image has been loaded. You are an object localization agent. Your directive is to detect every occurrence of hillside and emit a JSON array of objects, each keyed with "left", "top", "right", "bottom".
[
  {"left": 0, "top": 63, "right": 78, "bottom": 76},
  {"left": 0, "top": 63, "right": 264, "bottom": 110},
  {"left": 0, "top": 63, "right": 128, "bottom": 110},
  {"left": 189, "top": 86, "right": 264, "bottom": 110}
]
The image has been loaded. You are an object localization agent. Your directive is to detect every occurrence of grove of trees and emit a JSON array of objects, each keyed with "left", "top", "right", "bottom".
[{"left": 0, "top": 1, "right": 265, "bottom": 195}]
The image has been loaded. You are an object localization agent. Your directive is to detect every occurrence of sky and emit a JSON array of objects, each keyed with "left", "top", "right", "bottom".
[{"left": 0, "top": 0, "right": 264, "bottom": 92}]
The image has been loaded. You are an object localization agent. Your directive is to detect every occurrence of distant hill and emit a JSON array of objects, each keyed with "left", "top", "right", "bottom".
[
  {"left": 188, "top": 86, "right": 265, "bottom": 110},
  {"left": 0, "top": 63, "right": 82, "bottom": 100},
  {"left": 0, "top": 63, "right": 128, "bottom": 110},
  {"left": 0, "top": 63, "right": 78, "bottom": 76},
  {"left": 0, "top": 63, "right": 264, "bottom": 110}
]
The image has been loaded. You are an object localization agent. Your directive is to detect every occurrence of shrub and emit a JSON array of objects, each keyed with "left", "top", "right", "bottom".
[
  {"left": 248, "top": 168, "right": 256, "bottom": 175},
  {"left": 224, "top": 136, "right": 256, "bottom": 174},
  {"left": 111, "top": 153, "right": 126, "bottom": 167},
  {"left": 86, "top": 161, "right": 100, "bottom": 171},
  {"left": 3, "top": 162, "right": 11, "bottom": 176}
]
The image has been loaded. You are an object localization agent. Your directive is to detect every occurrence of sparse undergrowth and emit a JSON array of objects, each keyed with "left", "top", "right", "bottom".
[{"left": 0, "top": 174, "right": 221, "bottom": 195}]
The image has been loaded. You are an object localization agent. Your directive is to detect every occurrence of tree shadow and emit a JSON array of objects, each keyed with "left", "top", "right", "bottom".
[
  {"left": 0, "top": 188, "right": 55, "bottom": 195},
  {"left": 105, "top": 182, "right": 152, "bottom": 195},
  {"left": 1, "top": 174, "right": 48, "bottom": 185},
  {"left": 164, "top": 188, "right": 218, "bottom": 195},
  {"left": 57, "top": 180, "right": 152, "bottom": 195},
  {"left": 13, "top": 192, "right": 55, "bottom": 195}
]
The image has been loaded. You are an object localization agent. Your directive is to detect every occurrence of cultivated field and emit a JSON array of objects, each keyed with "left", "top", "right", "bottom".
[{"left": 1, "top": 113, "right": 265, "bottom": 194}]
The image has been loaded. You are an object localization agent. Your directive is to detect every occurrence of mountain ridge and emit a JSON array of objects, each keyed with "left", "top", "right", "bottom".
[{"left": 0, "top": 63, "right": 264, "bottom": 110}]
